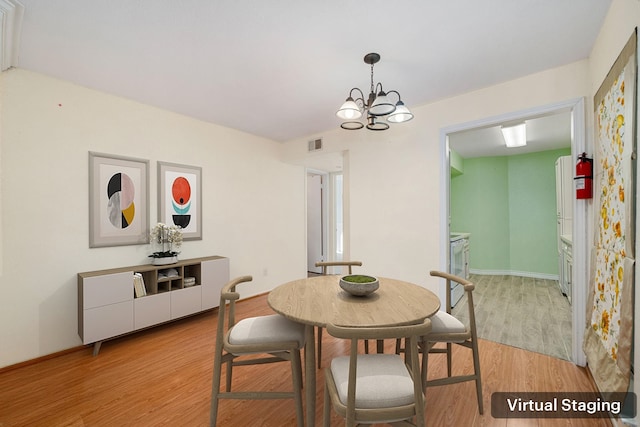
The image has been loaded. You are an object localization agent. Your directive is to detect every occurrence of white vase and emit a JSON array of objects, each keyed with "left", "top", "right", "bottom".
[{"left": 152, "top": 255, "right": 178, "bottom": 266}]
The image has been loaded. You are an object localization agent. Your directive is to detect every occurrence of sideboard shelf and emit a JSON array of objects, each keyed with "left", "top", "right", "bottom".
[{"left": 78, "top": 255, "right": 229, "bottom": 355}]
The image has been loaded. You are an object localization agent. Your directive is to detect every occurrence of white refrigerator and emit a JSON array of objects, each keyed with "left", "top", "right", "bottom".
[{"left": 555, "top": 156, "right": 573, "bottom": 297}]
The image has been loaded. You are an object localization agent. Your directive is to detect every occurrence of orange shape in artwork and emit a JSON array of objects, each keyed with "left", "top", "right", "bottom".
[{"left": 172, "top": 177, "right": 191, "bottom": 206}]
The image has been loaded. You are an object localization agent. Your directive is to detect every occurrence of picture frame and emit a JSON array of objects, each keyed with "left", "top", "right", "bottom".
[
  {"left": 89, "top": 152, "right": 150, "bottom": 248},
  {"left": 158, "top": 161, "right": 202, "bottom": 240}
]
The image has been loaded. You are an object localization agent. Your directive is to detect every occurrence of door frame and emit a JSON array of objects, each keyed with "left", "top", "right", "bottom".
[{"left": 439, "top": 97, "right": 587, "bottom": 366}]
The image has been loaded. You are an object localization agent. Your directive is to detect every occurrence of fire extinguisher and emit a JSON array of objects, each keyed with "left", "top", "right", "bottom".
[{"left": 575, "top": 152, "right": 593, "bottom": 199}]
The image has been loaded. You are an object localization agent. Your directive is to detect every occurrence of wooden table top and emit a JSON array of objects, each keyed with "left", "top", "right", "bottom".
[{"left": 268, "top": 275, "right": 440, "bottom": 328}]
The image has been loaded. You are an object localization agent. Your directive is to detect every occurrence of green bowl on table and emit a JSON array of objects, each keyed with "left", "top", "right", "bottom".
[{"left": 339, "top": 275, "right": 379, "bottom": 296}]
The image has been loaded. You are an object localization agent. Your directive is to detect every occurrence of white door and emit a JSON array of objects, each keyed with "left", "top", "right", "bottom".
[{"left": 307, "top": 173, "right": 325, "bottom": 273}]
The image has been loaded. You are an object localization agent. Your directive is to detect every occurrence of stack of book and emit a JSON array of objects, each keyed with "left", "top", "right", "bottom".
[
  {"left": 158, "top": 268, "right": 179, "bottom": 279},
  {"left": 133, "top": 273, "right": 147, "bottom": 298},
  {"left": 184, "top": 276, "right": 196, "bottom": 287}
]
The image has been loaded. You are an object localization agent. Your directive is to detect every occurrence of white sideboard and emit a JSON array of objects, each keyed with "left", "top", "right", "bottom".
[{"left": 78, "top": 256, "right": 229, "bottom": 355}]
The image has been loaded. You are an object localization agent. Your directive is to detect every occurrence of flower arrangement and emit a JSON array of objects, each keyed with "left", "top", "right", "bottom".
[{"left": 149, "top": 223, "right": 183, "bottom": 259}]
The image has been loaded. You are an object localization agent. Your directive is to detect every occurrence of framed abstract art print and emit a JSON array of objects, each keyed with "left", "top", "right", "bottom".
[
  {"left": 89, "top": 152, "right": 150, "bottom": 247},
  {"left": 157, "top": 161, "right": 202, "bottom": 240}
]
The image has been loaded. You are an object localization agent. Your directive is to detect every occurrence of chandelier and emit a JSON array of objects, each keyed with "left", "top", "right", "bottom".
[{"left": 336, "top": 52, "right": 414, "bottom": 131}]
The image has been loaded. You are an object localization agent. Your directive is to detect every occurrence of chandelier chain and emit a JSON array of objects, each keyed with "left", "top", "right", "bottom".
[{"left": 370, "top": 62, "right": 375, "bottom": 99}]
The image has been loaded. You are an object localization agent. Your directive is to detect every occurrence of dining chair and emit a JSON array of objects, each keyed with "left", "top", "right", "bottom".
[
  {"left": 420, "top": 270, "right": 483, "bottom": 414},
  {"left": 322, "top": 319, "right": 431, "bottom": 427},
  {"left": 314, "top": 260, "right": 363, "bottom": 368},
  {"left": 210, "top": 276, "right": 305, "bottom": 426}
]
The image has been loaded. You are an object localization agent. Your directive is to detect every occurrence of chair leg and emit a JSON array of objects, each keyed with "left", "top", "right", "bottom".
[
  {"left": 210, "top": 353, "right": 224, "bottom": 426},
  {"left": 446, "top": 342, "right": 452, "bottom": 377},
  {"left": 471, "top": 339, "right": 483, "bottom": 414},
  {"left": 421, "top": 343, "right": 428, "bottom": 389},
  {"left": 317, "top": 326, "right": 323, "bottom": 369},
  {"left": 323, "top": 374, "right": 331, "bottom": 427},
  {"left": 225, "top": 359, "right": 233, "bottom": 391},
  {"left": 291, "top": 348, "right": 305, "bottom": 427},
  {"left": 364, "top": 340, "right": 369, "bottom": 354}
]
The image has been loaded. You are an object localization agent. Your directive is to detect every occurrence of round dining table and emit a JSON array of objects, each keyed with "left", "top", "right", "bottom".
[{"left": 268, "top": 275, "right": 440, "bottom": 427}]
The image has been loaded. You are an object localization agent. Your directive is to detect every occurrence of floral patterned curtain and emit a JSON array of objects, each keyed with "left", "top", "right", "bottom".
[{"left": 584, "top": 30, "right": 636, "bottom": 394}]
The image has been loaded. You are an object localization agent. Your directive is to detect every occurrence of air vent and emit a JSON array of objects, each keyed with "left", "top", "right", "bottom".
[{"left": 308, "top": 138, "right": 323, "bottom": 152}]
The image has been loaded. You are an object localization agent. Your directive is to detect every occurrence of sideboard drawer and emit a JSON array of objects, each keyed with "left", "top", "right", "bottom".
[
  {"left": 82, "top": 301, "right": 133, "bottom": 344},
  {"left": 83, "top": 271, "right": 133, "bottom": 309},
  {"left": 134, "top": 293, "right": 171, "bottom": 330},
  {"left": 171, "top": 286, "right": 202, "bottom": 319}
]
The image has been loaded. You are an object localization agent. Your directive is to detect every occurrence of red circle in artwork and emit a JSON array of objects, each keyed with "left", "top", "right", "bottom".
[{"left": 172, "top": 177, "right": 191, "bottom": 205}]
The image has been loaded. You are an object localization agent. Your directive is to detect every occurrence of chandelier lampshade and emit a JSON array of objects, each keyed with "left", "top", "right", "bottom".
[
  {"left": 336, "top": 52, "right": 413, "bottom": 131},
  {"left": 369, "top": 90, "right": 395, "bottom": 116},
  {"left": 387, "top": 100, "right": 414, "bottom": 123},
  {"left": 336, "top": 97, "right": 363, "bottom": 120}
]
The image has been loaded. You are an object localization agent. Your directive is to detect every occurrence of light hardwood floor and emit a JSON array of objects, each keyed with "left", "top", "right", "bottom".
[{"left": 0, "top": 293, "right": 609, "bottom": 427}]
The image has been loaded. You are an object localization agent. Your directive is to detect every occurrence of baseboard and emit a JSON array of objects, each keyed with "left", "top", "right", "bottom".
[
  {"left": 0, "top": 345, "right": 86, "bottom": 374},
  {"left": 469, "top": 269, "right": 559, "bottom": 281}
]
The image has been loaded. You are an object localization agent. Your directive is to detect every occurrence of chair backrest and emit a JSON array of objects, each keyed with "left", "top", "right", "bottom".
[
  {"left": 315, "top": 260, "right": 362, "bottom": 275},
  {"left": 216, "top": 275, "right": 253, "bottom": 340},
  {"left": 326, "top": 319, "right": 431, "bottom": 425},
  {"left": 430, "top": 270, "right": 477, "bottom": 335}
]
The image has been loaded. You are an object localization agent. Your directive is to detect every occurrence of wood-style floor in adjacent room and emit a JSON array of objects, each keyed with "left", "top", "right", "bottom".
[
  {"left": 0, "top": 293, "right": 609, "bottom": 427},
  {"left": 453, "top": 274, "right": 572, "bottom": 361}
]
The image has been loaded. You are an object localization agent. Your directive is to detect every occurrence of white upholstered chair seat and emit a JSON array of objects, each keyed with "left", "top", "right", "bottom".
[
  {"left": 429, "top": 310, "right": 467, "bottom": 335},
  {"left": 229, "top": 314, "right": 305, "bottom": 349},
  {"left": 330, "top": 354, "right": 417, "bottom": 409}
]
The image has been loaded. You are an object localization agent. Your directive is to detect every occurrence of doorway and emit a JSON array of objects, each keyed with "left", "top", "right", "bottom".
[
  {"left": 440, "top": 98, "right": 587, "bottom": 366},
  {"left": 307, "top": 171, "right": 327, "bottom": 274},
  {"left": 302, "top": 151, "right": 346, "bottom": 275}
]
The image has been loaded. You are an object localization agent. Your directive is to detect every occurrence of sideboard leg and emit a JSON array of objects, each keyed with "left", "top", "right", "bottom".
[{"left": 92, "top": 341, "right": 102, "bottom": 356}]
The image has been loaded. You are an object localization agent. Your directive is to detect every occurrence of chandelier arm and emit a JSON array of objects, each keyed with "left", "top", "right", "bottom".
[
  {"left": 386, "top": 90, "right": 401, "bottom": 102},
  {"left": 348, "top": 87, "right": 366, "bottom": 108}
]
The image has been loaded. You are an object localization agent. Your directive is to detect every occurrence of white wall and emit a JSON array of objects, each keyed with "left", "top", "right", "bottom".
[
  {"left": 0, "top": 69, "right": 307, "bottom": 367},
  {"left": 283, "top": 59, "right": 591, "bottom": 295}
]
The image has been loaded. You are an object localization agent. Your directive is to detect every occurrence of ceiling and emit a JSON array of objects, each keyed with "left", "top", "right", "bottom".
[
  {"left": 12, "top": 1, "right": 610, "bottom": 144},
  {"left": 449, "top": 110, "right": 573, "bottom": 159}
]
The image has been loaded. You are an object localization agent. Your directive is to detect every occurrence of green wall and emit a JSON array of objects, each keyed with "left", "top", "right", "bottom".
[{"left": 450, "top": 148, "right": 571, "bottom": 276}]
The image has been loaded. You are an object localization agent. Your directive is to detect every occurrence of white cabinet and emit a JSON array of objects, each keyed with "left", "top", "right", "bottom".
[
  {"left": 83, "top": 300, "right": 134, "bottom": 345},
  {"left": 78, "top": 256, "right": 229, "bottom": 354},
  {"left": 79, "top": 271, "right": 134, "bottom": 345},
  {"left": 555, "top": 156, "right": 573, "bottom": 223},
  {"left": 555, "top": 156, "right": 573, "bottom": 298},
  {"left": 201, "top": 257, "right": 230, "bottom": 310},
  {"left": 134, "top": 292, "right": 171, "bottom": 330},
  {"left": 450, "top": 233, "right": 470, "bottom": 307},
  {"left": 561, "top": 237, "right": 573, "bottom": 304},
  {"left": 171, "top": 286, "right": 202, "bottom": 318}
]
